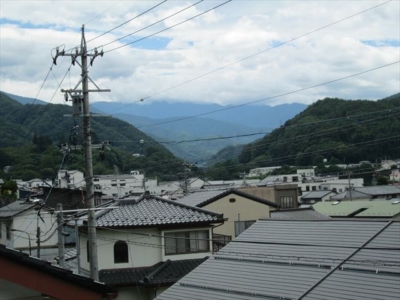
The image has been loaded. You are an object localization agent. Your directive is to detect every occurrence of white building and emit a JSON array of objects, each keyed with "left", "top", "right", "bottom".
[
  {"left": 75, "top": 192, "right": 224, "bottom": 300},
  {"left": 57, "top": 170, "right": 85, "bottom": 189},
  {"left": 0, "top": 200, "right": 58, "bottom": 255}
]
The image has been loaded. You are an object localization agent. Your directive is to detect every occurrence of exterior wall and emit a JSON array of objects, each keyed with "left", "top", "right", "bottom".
[
  {"left": 116, "top": 286, "right": 169, "bottom": 300},
  {"left": 80, "top": 226, "right": 214, "bottom": 273},
  {"left": 57, "top": 170, "right": 85, "bottom": 189},
  {"left": 80, "top": 228, "right": 162, "bottom": 272},
  {"left": 240, "top": 185, "right": 298, "bottom": 208},
  {"left": 202, "top": 195, "right": 271, "bottom": 239},
  {"left": 4, "top": 210, "right": 58, "bottom": 250}
]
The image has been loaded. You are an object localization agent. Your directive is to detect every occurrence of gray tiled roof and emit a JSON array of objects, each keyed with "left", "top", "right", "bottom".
[
  {"left": 157, "top": 220, "right": 400, "bottom": 300},
  {"left": 355, "top": 185, "right": 400, "bottom": 196},
  {"left": 301, "top": 190, "right": 335, "bottom": 199},
  {"left": 270, "top": 208, "right": 331, "bottom": 220},
  {"left": 95, "top": 194, "right": 223, "bottom": 228},
  {"left": 99, "top": 258, "right": 207, "bottom": 286},
  {"left": 0, "top": 201, "right": 37, "bottom": 218},
  {"left": 176, "top": 188, "right": 278, "bottom": 208}
]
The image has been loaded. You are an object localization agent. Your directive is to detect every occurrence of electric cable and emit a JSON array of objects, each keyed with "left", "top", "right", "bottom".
[
  {"left": 90, "top": 0, "right": 203, "bottom": 51},
  {"left": 135, "top": 61, "right": 399, "bottom": 129},
  {"left": 86, "top": 0, "right": 168, "bottom": 44},
  {"left": 105, "top": 0, "right": 394, "bottom": 114},
  {"left": 103, "top": 0, "right": 232, "bottom": 54}
]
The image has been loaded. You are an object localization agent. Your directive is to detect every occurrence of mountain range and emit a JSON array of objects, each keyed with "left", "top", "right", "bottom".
[{"left": 3, "top": 91, "right": 307, "bottom": 162}]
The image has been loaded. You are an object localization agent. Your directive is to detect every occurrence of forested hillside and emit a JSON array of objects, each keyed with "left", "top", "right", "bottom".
[
  {"left": 0, "top": 92, "right": 184, "bottom": 181},
  {"left": 205, "top": 94, "right": 400, "bottom": 179}
]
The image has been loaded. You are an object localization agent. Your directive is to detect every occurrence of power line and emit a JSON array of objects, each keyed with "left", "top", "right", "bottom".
[
  {"left": 134, "top": 61, "right": 399, "bottom": 129},
  {"left": 106, "top": 0, "right": 394, "bottom": 114},
  {"left": 91, "top": 0, "right": 203, "bottom": 51},
  {"left": 103, "top": 0, "right": 232, "bottom": 54},
  {"left": 86, "top": 0, "right": 168, "bottom": 44}
]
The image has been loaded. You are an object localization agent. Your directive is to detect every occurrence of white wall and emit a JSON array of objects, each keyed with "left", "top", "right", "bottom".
[{"left": 2, "top": 210, "right": 58, "bottom": 250}]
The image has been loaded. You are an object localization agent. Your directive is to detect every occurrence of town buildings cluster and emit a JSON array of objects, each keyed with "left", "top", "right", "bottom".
[{"left": 1, "top": 159, "right": 399, "bottom": 299}]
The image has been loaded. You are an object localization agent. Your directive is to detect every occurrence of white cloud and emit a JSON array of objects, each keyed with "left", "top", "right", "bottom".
[{"left": 0, "top": 0, "right": 398, "bottom": 108}]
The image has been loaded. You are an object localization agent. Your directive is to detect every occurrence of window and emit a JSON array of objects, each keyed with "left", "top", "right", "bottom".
[
  {"left": 312, "top": 186, "right": 316, "bottom": 191},
  {"left": 114, "top": 241, "right": 129, "bottom": 263},
  {"left": 6, "top": 225, "right": 11, "bottom": 240},
  {"left": 281, "top": 196, "right": 294, "bottom": 208},
  {"left": 164, "top": 230, "right": 209, "bottom": 255},
  {"left": 235, "top": 221, "right": 256, "bottom": 237},
  {"left": 306, "top": 186, "right": 310, "bottom": 191}
]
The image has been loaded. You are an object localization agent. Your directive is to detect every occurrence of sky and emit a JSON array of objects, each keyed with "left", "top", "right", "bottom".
[{"left": 0, "top": 0, "right": 399, "bottom": 107}]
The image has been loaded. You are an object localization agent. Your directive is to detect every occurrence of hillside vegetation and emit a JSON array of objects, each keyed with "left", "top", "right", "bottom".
[
  {"left": 205, "top": 94, "right": 400, "bottom": 179},
  {"left": 0, "top": 92, "right": 184, "bottom": 181}
]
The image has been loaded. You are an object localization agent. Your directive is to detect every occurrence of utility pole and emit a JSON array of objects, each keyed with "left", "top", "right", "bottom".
[
  {"left": 36, "top": 215, "right": 41, "bottom": 259},
  {"left": 347, "top": 171, "right": 353, "bottom": 201},
  {"left": 57, "top": 203, "right": 65, "bottom": 268},
  {"left": 53, "top": 25, "right": 110, "bottom": 281}
]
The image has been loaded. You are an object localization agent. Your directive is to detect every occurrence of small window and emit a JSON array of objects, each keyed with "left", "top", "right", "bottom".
[
  {"left": 114, "top": 241, "right": 129, "bottom": 263},
  {"left": 234, "top": 221, "right": 256, "bottom": 237},
  {"left": 229, "top": 198, "right": 236, "bottom": 203},
  {"left": 306, "top": 186, "right": 310, "bottom": 191},
  {"left": 280, "top": 196, "right": 294, "bottom": 208},
  {"left": 312, "top": 186, "right": 317, "bottom": 191}
]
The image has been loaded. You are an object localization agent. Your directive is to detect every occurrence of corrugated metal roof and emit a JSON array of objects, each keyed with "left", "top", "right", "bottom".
[
  {"left": 95, "top": 194, "right": 223, "bottom": 228},
  {"left": 156, "top": 220, "right": 400, "bottom": 300},
  {"left": 0, "top": 201, "right": 37, "bottom": 218},
  {"left": 313, "top": 200, "right": 400, "bottom": 217},
  {"left": 270, "top": 208, "right": 331, "bottom": 220}
]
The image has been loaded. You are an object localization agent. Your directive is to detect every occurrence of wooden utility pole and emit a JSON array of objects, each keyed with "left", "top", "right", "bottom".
[{"left": 53, "top": 25, "right": 110, "bottom": 281}]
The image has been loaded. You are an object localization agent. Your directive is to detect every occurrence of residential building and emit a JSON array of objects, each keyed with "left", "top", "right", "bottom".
[
  {"left": 56, "top": 170, "right": 85, "bottom": 189},
  {"left": 313, "top": 199, "right": 400, "bottom": 219},
  {"left": 176, "top": 189, "right": 278, "bottom": 239},
  {"left": 248, "top": 166, "right": 281, "bottom": 178},
  {"left": 0, "top": 244, "right": 117, "bottom": 300},
  {"left": 239, "top": 184, "right": 299, "bottom": 208},
  {"left": 75, "top": 191, "right": 224, "bottom": 300},
  {"left": 390, "top": 169, "right": 400, "bottom": 182},
  {"left": 157, "top": 219, "right": 400, "bottom": 300},
  {"left": 0, "top": 200, "right": 58, "bottom": 255}
]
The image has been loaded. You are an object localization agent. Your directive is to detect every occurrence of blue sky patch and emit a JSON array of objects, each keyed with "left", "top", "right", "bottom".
[
  {"left": 362, "top": 40, "right": 400, "bottom": 47},
  {"left": 0, "top": 18, "right": 72, "bottom": 31},
  {"left": 125, "top": 36, "right": 171, "bottom": 50}
]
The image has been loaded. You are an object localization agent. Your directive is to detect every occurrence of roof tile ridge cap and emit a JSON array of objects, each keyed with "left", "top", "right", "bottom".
[
  {"left": 153, "top": 196, "right": 223, "bottom": 217},
  {"left": 143, "top": 260, "right": 171, "bottom": 283},
  {"left": 233, "top": 189, "right": 278, "bottom": 207}
]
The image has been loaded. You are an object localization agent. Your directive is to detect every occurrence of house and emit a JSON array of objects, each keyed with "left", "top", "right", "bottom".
[
  {"left": 390, "top": 169, "right": 400, "bottom": 182},
  {"left": 0, "top": 200, "right": 58, "bottom": 256},
  {"left": 41, "top": 186, "right": 104, "bottom": 209},
  {"left": 270, "top": 207, "right": 330, "bottom": 219},
  {"left": 93, "top": 171, "right": 157, "bottom": 198},
  {"left": 313, "top": 199, "right": 400, "bottom": 219},
  {"left": 75, "top": 191, "right": 225, "bottom": 299},
  {"left": 56, "top": 170, "right": 85, "bottom": 189},
  {"left": 239, "top": 184, "right": 299, "bottom": 208},
  {"left": 176, "top": 189, "right": 278, "bottom": 239},
  {"left": 300, "top": 190, "right": 337, "bottom": 204},
  {"left": 0, "top": 244, "right": 117, "bottom": 300},
  {"left": 156, "top": 219, "right": 400, "bottom": 300}
]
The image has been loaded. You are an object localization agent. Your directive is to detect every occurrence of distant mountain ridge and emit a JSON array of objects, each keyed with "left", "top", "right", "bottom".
[
  {"left": 4, "top": 90, "right": 307, "bottom": 162},
  {"left": 91, "top": 101, "right": 307, "bottom": 129}
]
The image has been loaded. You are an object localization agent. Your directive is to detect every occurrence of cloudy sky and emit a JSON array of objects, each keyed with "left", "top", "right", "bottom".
[{"left": 0, "top": 0, "right": 399, "bottom": 107}]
